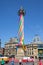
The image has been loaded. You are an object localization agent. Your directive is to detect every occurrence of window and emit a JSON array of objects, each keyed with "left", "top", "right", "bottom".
[
  {"left": 32, "top": 51, "right": 33, "bottom": 54},
  {"left": 32, "top": 48, "right": 33, "bottom": 50},
  {"left": 35, "top": 56, "right": 37, "bottom": 59},
  {"left": 30, "top": 52, "right": 31, "bottom": 55}
]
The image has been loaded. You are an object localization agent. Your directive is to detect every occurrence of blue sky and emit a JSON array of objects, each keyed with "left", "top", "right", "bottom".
[{"left": 0, "top": 0, "right": 43, "bottom": 47}]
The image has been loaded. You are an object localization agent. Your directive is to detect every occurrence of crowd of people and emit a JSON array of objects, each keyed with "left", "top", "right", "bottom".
[{"left": 0, "top": 57, "right": 43, "bottom": 65}]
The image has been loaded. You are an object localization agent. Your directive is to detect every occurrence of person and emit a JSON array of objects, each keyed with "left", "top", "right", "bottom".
[
  {"left": 11, "top": 57, "right": 14, "bottom": 65},
  {"left": 19, "top": 59, "right": 23, "bottom": 65},
  {"left": 38, "top": 57, "right": 42, "bottom": 65},
  {"left": 1, "top": 58, "right": 5, "bottom": 65},
  {"left": 26, "top": 59, "right": 28, "bottom": 64},
  {"left": 33, "top": 62, "right": 34, "bottom": 65}
]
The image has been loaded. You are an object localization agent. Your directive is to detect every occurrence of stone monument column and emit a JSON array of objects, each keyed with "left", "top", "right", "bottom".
[{"left": 15, "top": 7, "right": 26, "bottom": 59}]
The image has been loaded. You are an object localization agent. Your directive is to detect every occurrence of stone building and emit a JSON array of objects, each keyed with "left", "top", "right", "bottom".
[
  {"left": 0, "top": 48, "right": 4, "bottom": 55},
  {"left": 26, "top": 35, "right": 43, "bottom": 59},
  {"left": 4, "top": 37, "right": 18, "bottom": 56},
  {"left": 4, "top": 35, "right": 43, "bottom": 59},
  {"left": 0, "top": 39, "right": 4, "bottom": 55}
]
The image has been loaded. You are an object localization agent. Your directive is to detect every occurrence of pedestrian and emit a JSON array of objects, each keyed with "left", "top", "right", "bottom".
[
  {"left": 1, "top": 58, "right": 5, "bottom": 65},
  {"left": 33, "top": 62, "right": 34, "bottom": 65},
  {"left": 26, "top": 59, "right": 28, "bottom": 64},
  {"left": 11, "top": 57, "right": 14, "bottom": 65},
  {"left": 38, "top": 57, "right": 42, "bottom": 65},
  {"left": 19, "top": 59, "right": 23, "bottom": 65}
]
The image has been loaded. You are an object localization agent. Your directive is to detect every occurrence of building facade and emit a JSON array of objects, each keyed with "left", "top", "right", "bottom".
[
  {"left": 26, "top": 35, "right": 43, "bottom": 59},
  {"left": 38, "top": 44, "right": 43, "bottom": 59},
  {"left": 26, "top": 43, "right": 38, "bottom": 59},
  {"left": 4, "top": 35, "right": 43, "bottom": 59},
  {"left": 4, "top": 38, "right": 18, "bottom": 56},
  {"left": 0, "top": 48, "right": 4, "bottom": 55}
]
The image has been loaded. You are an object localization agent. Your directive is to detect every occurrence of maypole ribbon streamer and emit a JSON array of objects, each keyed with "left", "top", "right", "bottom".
[{"left": 19, "top": 14, "right": 24, "bottom": 45}]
